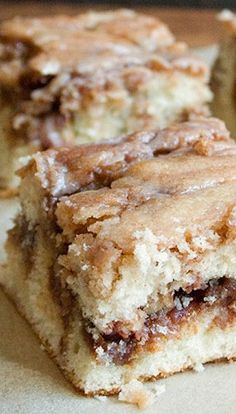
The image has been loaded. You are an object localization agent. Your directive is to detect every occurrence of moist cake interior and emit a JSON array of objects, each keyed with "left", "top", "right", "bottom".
[{"left": 85, "top": 277, "right": 236, "bottom": 366}]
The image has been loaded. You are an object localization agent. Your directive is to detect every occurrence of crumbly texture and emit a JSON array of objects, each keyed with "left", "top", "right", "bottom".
[
  {"left": 1, "top": 117, "right": 236, "bottom": 395},
  {"left": 118, "top": 380, "right": 165, "bottom": 409},
  {"left": 0, "top": 9, "right": 212, "bottom": 187},
  {"left": 211, "top": 10, "right": 236, "bottom": 137}
]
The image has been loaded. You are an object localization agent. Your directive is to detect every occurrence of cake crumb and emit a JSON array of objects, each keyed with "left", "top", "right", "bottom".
[
  {"left": 94, "top": 395, "right": 107, "bottom": 402},
  {"left": 194, "top": 362, "right": 205, "bottom": 372},
  {"left": 118, "top": 379, "right": 165, "bottom": 409}
]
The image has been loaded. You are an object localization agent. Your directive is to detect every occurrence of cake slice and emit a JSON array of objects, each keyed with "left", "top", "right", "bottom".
[
  {"left": 211, "top": 10, "right": 236, "bottom": 137},
  {"left": 0, "top": 9, "right": 212, "bottom": 187},
  {"left": 1, "top": 117, "right": 236, "bottom": 395}
]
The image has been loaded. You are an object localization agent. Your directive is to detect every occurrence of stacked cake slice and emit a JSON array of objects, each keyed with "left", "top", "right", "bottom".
[
  {"left": 0, "top": 9, "right": 212, "bottom": 187},
  {"left": 1, "top": 117, "right": 236, "bottom": 395}
]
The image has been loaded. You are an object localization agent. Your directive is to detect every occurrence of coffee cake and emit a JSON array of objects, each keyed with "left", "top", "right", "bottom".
[
  {"left": 1, "top": 117, "right": 236, "bottom": 394},
  {"left": 0, "top": 9, "right": 212, "bottom": 187}
]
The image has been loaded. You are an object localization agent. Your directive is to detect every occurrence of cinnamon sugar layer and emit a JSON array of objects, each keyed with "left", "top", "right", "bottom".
[{"left": 88, "top": 278, "right": 236, "bottom": 366}]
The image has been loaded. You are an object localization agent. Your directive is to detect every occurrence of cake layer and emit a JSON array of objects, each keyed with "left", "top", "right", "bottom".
[
  {"left": 0, "top": 9, "right": 212, "bottom": 187},
  {"left": 2, "top": 117, "right": 236, "bottom": 395},
  {"left": 86, "top": 277, "right": 236, "bottom": 366}
]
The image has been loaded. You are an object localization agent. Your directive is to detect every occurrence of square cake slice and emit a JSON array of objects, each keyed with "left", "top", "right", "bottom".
[
  {"left": 0, "top": 9, "right": 212, "bottom": 187},
  {"left": 1, "top": 117, "right": 236, "bottom": 395},
  {"left": 211, "top": 10, "right": 236, "bottom": 137}
]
